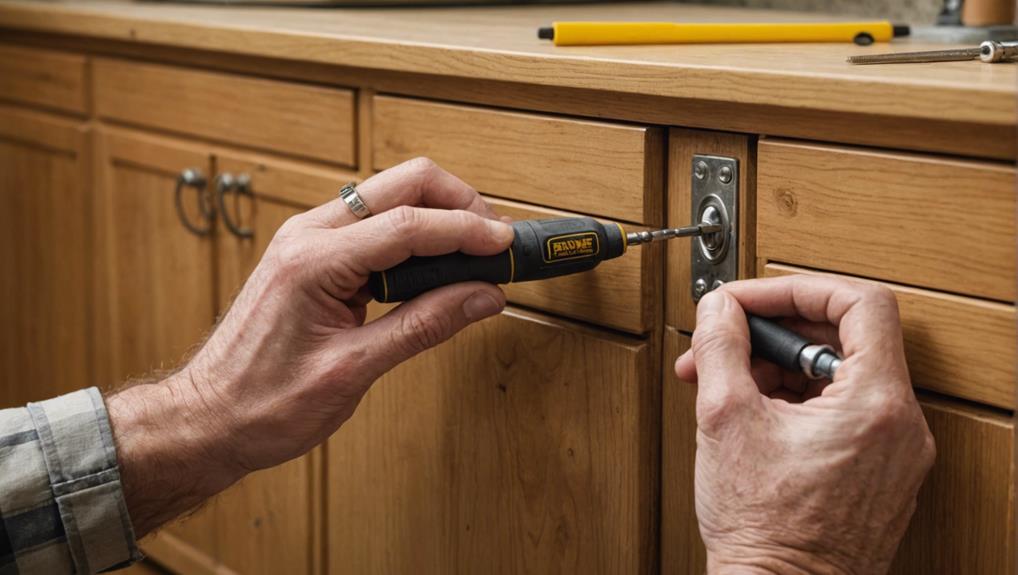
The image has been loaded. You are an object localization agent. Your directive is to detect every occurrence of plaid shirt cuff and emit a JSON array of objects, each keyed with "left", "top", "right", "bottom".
[{"left": 1, "top": 388, "right": 141, "bottom": 574}]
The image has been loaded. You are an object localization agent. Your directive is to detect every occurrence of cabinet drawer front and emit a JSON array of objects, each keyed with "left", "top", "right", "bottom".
[
  {"left": 94, "top": 59, "right": 355, "bottom": 166},
  {"left": 487, "top": 197, "right": 660, "bottom": 334},
  {"left": 372, "top": 96, "right": 664, "bottom": 225},
  {"left": 764, "top": 264, "right": 1015, "bottom": 409},
  {"left": 893, "top": 398, "right": 1013, "bottom": 574},
  {"left": 758, "top": 140, "right": 1015, "bottom": 302},
  {"left": 0, "top": 44, "right": 87, "bottom": 115}
]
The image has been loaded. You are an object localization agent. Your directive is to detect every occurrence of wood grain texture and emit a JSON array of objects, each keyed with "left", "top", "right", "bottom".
[
  {"left": 667, "top": 128, "right": 755, "bottom": 333},
  {"left": 0, "top": 2, "right": 1012, "bottom": 128},
  {"left": 5, "top": 31, "right": 1010, "bottom": 161},
  {"left": 327, "top": 307, "right": 658, "bottom": 574},
  {"left": 0, "top": 105, "right": 91, "bottom": 407},
  {"left": 373, "top": 95, "right": 664, "bottom": 225},
  {"left": 92, "top": 58, "right": 356, "bottom": 167},
  {"left": 487, "top": 196, "right": 661, "bottom": 334},
  {"left": 758, "top": 139, "right": 1016, "bottom": 302},
  {"left": 660, "top": 327, "right": 707, "bottom": 575},
  {"left": 891, "top": 397, "right": 1014, "bottom": 574},
  {"left": 213, "top": 146, "right": 357, "bottom": 210},
  {"left": 0, "top": 43, "right": 87, "bottom": 115},
  {"left": 764, "top": 264, "right": 1015, "bottom": 409}
]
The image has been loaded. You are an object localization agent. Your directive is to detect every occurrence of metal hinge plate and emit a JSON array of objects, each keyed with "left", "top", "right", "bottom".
[{"left": 690, "top": 154, "right": 738, "bottom": 302}]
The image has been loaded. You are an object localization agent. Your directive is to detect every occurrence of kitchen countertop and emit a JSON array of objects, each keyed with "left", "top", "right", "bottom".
[{"left": 0, "top": 0, "right": 1014, "bottom": 128}]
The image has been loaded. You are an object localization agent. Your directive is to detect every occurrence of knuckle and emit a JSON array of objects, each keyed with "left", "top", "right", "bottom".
[
  {"left": 385, "top": 205, "right": 420, "bottom": 236},
  {"left": 861, "top": 395, "right": 910, "bottom": 436},
  {"left": 277, "top": 213, "right": 306, "bottom": 236},
  {"left": 396, "top": 308, "right": 452, "bottom": 355},
  {"left": 860, "top": 282, "right": 899, "bottom": 310},
  {"left": 405, "top": 156, "right": 440, "bottom": 177},
  {"left": 696, "top": 394, "right": 741, "bottom": 434}
]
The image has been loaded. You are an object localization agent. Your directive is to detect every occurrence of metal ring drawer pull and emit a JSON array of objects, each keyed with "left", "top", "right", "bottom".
[
  {"left": 175, "top": 168, "right": 214, "bottom": 237},
  {"left": 216, "top": 172, "right": 255, "bottom": 239}
]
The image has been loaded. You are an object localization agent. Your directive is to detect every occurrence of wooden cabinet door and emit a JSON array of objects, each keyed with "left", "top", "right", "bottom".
[
  {"left": 327, "top": 307, "right": 658, "bottom": 574},
  {"left": 209, "top": 150, "right": 350, "bottom": 575},
  {"left": 660, "top": 327, "right": 706, "bottom": 574},
  {"left": 93, "top": 127, "right": 220, "bottom": 568},
  {"left": 891, "top": 398, "right": 1014, "bottom": 574},
  {"left": 0, "top": 105, "right": 91, "bottom": 406}
]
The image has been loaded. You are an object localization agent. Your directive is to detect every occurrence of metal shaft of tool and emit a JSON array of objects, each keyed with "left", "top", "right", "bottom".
[
  {"left": 848, "top": 47, "right": 981, "bottom": 64},
  {"left": 848, "top": 40, "right": 1018, "bottom": 65},
  {"left": 626, "top": 223, "right": 722, "bottom": 246}
]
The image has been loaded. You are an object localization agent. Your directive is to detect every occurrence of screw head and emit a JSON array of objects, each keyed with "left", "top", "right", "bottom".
[
  {"left": 718, "top": 165, "right": 733, "bottom": 184},
  {"left": 694, "top": 161, "right": 709, "bottom": 180},
  {"left": 693, "top": 278, "right": 708, "bottom": 301},
  {"left": 711, "top": 279, "right": 725, "bottom": 291}
]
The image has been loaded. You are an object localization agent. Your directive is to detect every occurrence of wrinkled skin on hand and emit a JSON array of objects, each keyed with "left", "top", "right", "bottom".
[
  {"left": 108, "top": 158, "right": 514, "bottom": 536},
  {"left": 674, "top": 276, "right": 936, "bottom": 575}
]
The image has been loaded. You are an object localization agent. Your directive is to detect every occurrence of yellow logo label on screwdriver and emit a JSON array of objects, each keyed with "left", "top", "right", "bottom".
[{"left": 544, "top": 232, "right": 600, "bottom": 263}]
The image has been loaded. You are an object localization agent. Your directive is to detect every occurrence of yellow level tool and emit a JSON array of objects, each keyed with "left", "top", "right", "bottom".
[{"left": 537, "top": 21, "right": 910, "bottom": 46}]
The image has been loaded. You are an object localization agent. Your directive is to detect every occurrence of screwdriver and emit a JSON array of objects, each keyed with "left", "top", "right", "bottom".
[
  {"left": 369, "top": 217, "right": 718, "bottom": 303},
  {"left": 369, "top": 216, "right": 841, "bottom": 379},
  {"left": 847, "top": 40, "right": 1018, "bottom": 64}
]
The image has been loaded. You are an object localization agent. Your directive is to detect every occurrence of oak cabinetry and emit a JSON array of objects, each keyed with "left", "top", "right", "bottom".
[
  {"left": 0, "top": 6, "right": 1014, "bottom": 574},
  {"left": 757, "top": 140, "right": 1016, "bottom": 302},
  {"left": 0, "top": 44, "right": 88, "bottom": 115},
  {"left": 660, "top": 328, "right": 705, "bottom": 575},
  {"left": 94, "top": 129, "right": 347, "bottom": 575},
  {"left": 328, "top": 307, "right": 659, "bottom": 575},
  {"left": 92, "top": 58, "right": 357, "bottom": 167},
  {"left": 892, "top": 398, "right": 1014, "bottom": 574},
  {"left": 755, "top": 140, "right": 1016, "bottom": 573},
  {"left": 0, "top": 105, "right": 91, "bottom": 405},
  {"left": 372, "top": 96, "right": 665, "bottom": 225}
]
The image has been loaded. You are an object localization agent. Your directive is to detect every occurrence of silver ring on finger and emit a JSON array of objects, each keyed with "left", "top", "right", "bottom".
[{"left": 339, "top": 183, "right": 372, "bottom": 219}]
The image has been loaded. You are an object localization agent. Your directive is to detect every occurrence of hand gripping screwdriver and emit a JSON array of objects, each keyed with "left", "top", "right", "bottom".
[
  {"left": 368, "top": 216, "right": 841, "bottom": 379},
  {"left": 369, "top": 217, "right": 716, "bottom": 302}
]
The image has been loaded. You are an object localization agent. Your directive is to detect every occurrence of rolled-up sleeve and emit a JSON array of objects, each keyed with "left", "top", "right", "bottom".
[{"left": 0, "top": 388, "right": 141, "bottom": 574}]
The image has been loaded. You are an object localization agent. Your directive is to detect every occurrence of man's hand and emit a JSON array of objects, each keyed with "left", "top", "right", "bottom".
[
  {"left": 674, "top": 275, "right": 936, "bottom": 575},
  {"left": 106, "top": 158, "right": 513, "bottom": 536}
]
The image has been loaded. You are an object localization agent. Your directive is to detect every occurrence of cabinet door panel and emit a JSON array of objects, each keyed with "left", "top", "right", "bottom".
[
  {"left": 94, "top": 127, "right": 219, "bottom": 565},
  {"left": 96, "top": 128, "right": 217, "bottom": 382},
  {"left": 892, "top": 398, "right": 1014, "bottom": 574},
  {"left": 0, "top": 105, "right": 90, "bottom": 406},
  {"left": 214, "top": 149, "right": 348, "bottom": 575},
  {"left": 328, "top": 308, "right": 658, "bottom": 574},
  {"left": 660, "top": 327, "right": 706, "bottom": 574}
]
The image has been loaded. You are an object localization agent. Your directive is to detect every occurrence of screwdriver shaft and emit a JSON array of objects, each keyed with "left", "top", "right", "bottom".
[
  {"left": 626, "top": 223, "right": 723, "bottom": 246},
  {"left": 848, "top": 47, "right": 980, "bottom": 64}
]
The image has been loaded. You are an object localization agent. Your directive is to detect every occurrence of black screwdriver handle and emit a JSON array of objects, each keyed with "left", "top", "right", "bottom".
[
  {"left": 747, "top": 314, "right": 810, "bottom": 373},
  {"left": 369, "top": 217, "right": 626, "bottom": 303},
  {"left": 369, "top": 251, "right": 512, "bottom": 303}
]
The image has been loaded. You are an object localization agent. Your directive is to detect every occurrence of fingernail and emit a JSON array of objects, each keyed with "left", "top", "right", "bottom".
[
  {"left": 463, "top": 291, "right": 504, "bottom": 322},
  {"left": 486, "top": 220, "right": 515, "bottom": 245}
]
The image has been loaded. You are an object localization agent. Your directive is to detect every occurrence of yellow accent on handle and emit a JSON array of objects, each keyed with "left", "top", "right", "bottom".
[
  {"left": 616, "top": 222, "right": 628, "bottom": 252},
  {"left": 551, "top": 21, "right": 895, "bottom": 46},
  {"left": 508, "top": 248, "right": 516, "bottom": 283},
  {"left": 381, "top": 270, "right": 389, "bottom": 302}
]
